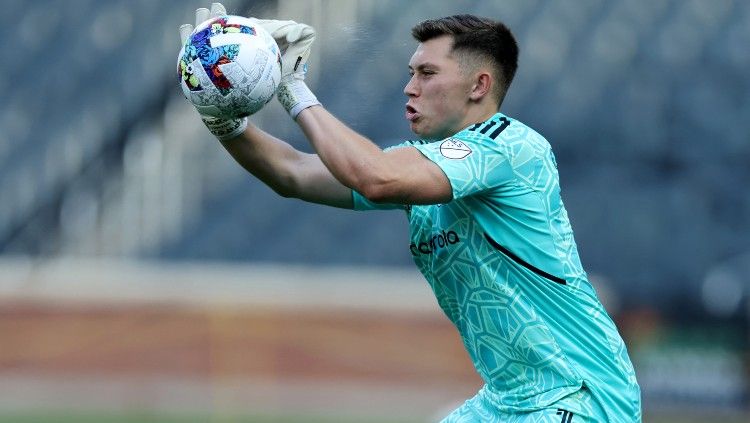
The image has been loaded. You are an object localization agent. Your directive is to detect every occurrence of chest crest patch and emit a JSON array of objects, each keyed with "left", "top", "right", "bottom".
[{"left": 439, "top": 138, "right": 472, "bottom": 159}]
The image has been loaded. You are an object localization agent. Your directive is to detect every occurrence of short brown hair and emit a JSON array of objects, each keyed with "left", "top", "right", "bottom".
[{"left": 412, "top": 15, "right": 519, "bottom": 106}]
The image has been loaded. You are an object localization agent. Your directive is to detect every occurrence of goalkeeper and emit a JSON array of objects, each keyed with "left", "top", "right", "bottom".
[{"left": 180, "top": 4, "right": 641, "bottom": 422}]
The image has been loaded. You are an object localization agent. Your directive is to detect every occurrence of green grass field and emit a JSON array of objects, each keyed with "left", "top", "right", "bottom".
[
  {"left": 0, "top": 412, "right": 421, "bottom": 423},
  {"left": 0, "top": 411, "right": 748, "bottom": 423}
]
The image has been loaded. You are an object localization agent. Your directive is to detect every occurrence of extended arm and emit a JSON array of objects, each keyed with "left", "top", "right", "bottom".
[
  {"left": 179, "top": 6, "right": 449, "bottom": 207},
  {"left": 296, "top": 106, "right": 452, "bottom": 205},
  {"left": 219, "top": 123, "right": 353, "bottom": 208},
  {"left": 245, "top": 14, "right": 452, "bottom": 205}
]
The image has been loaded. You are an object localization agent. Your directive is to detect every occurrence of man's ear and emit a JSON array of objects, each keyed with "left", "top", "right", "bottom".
[{"left": 469, "top": 72, "right": 492, "bottom": 101}]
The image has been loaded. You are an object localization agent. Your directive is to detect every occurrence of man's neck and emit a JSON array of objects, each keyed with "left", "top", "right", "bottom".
[{"left": 462, "top": 104, "right": 499, "bottom": 129}]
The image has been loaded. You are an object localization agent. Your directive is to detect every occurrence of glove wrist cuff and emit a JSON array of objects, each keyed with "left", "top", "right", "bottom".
[
  {"left": 277, "top": 78, "right": 320, "bottom": 119},
  {"left": 201, "top": 116, "right": 248, "bottom": 141}
]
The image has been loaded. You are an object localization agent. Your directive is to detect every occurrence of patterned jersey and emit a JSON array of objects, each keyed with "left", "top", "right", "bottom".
[{"left": 353, "top": 113, "right": 640, "bottom": 421}]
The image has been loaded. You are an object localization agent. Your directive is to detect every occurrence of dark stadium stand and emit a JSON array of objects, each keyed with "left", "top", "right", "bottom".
[{"left": 1, "top": 0, "right": 749, "bottom": 313}]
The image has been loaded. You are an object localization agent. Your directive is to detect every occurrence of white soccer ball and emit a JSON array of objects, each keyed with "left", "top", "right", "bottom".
[{"left": 177, "top": 15, "right": 282, "bottom": 119}]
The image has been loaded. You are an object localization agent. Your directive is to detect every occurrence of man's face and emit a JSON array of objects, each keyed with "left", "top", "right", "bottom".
[{"left": 404, "top": 35, "right": 474, "bottom": 140}]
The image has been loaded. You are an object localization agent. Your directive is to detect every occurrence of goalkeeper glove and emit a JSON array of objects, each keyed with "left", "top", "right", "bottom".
[
  {"left": 179, "top": 3, "right": 247, "bottom": 141},
  {"left": 250, "top": 18, "right": 321, "bottom": 118}
]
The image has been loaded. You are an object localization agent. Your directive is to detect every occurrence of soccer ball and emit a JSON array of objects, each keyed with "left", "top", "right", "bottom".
[{"left": 177, "top": 15, "right": 282, "bottom": 119}]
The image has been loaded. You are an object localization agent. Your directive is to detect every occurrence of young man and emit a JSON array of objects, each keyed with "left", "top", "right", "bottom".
[{"left": 180, "top": 4, "right": 641, "bottom": 422}]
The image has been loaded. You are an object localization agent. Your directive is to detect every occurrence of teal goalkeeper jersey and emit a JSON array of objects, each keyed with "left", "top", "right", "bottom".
[{"left": 353, "top": 113, "right": 641, "bottom": 421}]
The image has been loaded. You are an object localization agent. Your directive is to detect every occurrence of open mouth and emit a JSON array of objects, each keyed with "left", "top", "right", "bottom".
[{"left": 405, "top": 104, "right": 419, "bottom": 122}]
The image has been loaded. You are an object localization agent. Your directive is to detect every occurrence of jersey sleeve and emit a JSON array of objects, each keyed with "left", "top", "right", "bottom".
[
  {"left": 350, "top": 140, "right": 414, "bottom": 211},
  {"left": 412, "top": 131, "right": 515, "bottom": 200},
  {"left": 351, "top": 190, "right": 404, "bottom": 211}
]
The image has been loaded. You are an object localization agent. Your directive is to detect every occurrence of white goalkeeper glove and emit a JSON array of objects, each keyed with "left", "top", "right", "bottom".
[
  {"left": 179, "top": 2, "right": 247, "bottom": 141},
  {"left": 250, "top": 18, "right": 321, "bottom": 118}
]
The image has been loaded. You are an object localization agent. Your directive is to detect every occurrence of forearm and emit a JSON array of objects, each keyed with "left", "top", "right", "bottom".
[
  {"left": 296, "top": 105, "right": 388, "bottom": 196},
  {"left": 219, "top": 123, "right": 353, "bottom": 208},
  {"left": 220, "top": 124, "right": 301, "bottom": 196},
  {"left": 295, "top": 105, "right": 453, "bottom": 205}
]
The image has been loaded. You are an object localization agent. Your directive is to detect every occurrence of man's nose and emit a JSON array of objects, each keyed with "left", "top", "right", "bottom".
[{"left": 404, "top": 76, "right": 418, "bottom": 97}]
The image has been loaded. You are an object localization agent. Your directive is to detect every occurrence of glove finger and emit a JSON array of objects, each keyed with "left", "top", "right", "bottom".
[
  {"left": 179, "top": 23, "right": 194, "bottom": 44},
  {"left": 258, "top": 20, "right": 297, "bottom": 40},
  {"left": 286, "top": 25, "right": 314, "bottom": 43},
  {"left": 283, "top": 38, "right": 314, "bottom": 61},
  {"left": 195, "top": 7, "right": 210, "bottom": 26},
  {"left": 285, "top": 26, "right": 302, "bottom": 43},
  {"left": 210, "top": 2, "right": 227, "bottom": 17}
]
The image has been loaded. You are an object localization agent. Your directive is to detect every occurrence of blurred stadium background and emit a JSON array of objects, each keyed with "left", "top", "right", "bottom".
[{"left": 0, "top": 0, "right": 748, "bottom": 421}]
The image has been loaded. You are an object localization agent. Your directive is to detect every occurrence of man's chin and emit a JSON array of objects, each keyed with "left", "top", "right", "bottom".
[
  {"left": 410, "top": 122, "right": 429, "bottom": 139},
  {"left": 411, "top": 127, "right": 442, "bottom": 141}
]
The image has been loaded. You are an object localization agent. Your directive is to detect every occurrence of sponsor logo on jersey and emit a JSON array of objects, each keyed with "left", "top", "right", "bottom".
[
  {"left": 410, "top": 230, "right": 460, "bottom": 256},
  {"left": 439, "top": 138, "right": 472, "bottom": 159}
]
